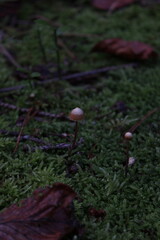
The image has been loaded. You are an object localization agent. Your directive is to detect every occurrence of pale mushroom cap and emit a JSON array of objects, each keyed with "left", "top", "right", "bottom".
[
  {"left": 128, "top": 157, "right": 136, "bottom": 166},
  {"left": 69, "top": 107, "right": 84, "bottom": 121},
  {"left": 124, "top": 132, "right": 133, "bottom": 140}
]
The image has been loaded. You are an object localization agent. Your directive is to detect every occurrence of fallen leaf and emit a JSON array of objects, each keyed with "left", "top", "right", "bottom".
[
  {"left": 0, "top": 183, "right": 82, "bottom": 240},
  {"left": 92, "top": 0, "right": 136, "bottom": 10},
  {"left": 92, "top": 38, "right": 158, "bottom": 60}
]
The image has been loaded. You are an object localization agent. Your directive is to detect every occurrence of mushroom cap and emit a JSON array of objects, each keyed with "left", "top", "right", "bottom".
[
  {"left": 128, "top": 157, "right": 136, "bottom": 166},
  {"left": 124, "top": 132, "right": 133, "bottom": 140},
  {"left": 69, "top": 107, "right": 84, "bottom": 121}
]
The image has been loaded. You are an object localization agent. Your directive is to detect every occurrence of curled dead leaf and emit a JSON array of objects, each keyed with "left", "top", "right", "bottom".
[
  {"left": 0, "top": 183, "right": 83, "bottom": 240},
  {"left": 92, "top": 38, "right": 158, "bottom": 60}
]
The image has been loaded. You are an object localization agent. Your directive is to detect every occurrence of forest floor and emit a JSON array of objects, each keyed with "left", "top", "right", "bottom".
[{"left": 0, "top": 1, "right": 160, "bottom": 239}]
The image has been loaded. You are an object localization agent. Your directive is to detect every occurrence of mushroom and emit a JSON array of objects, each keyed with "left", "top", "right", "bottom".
[
  {"left": 68, "top": 107, "right": 84, "bottom": 158},
  {"left": 124, "top": 132, "right": 133, "bottom": 140}
]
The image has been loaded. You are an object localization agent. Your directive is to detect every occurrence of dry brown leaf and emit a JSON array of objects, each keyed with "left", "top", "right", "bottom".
[
  {"left": 0, "top": 183, "right": 82, "bottom": 240},
  {"left": 92, "top": 38, "right": 158, "bottom": 60}
]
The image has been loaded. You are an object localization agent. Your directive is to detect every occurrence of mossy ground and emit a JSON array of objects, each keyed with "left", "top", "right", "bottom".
[{"left": 0, "top": 1, "right": 160, "bottom": 239}]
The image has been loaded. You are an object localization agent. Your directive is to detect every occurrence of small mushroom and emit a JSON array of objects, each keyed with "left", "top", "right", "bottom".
[
  {"left": 68, "top": 107, "right": 84, "bottom": 159},
  {"left": 124, "top": 132, "right": 133, "bottom": 140},
  {"left": 128, "top": 157, "right": 136, "bottom": 166},
  {"left": 69, "top": 107, "right": 84, "bottom": 121}
]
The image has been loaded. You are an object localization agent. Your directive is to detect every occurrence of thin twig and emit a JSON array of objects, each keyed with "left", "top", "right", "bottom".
[
  {"left": 0, "top": 101, "right": 17, "bottom": 110},
  {"left": 0, "top": 85, "right": 25, "bottom": 93},
  {"left": 24, "top": 138, "right": 84, "bottom": 152},
  {"left": 0, "top": 43, "right": 21, "bottom": 68},
  {"left": 128, "top": 107, "right": 160, "bottom": 133},
  {"left": 0, "top": 63, "right": 137, "bottom": 94},
  {"left": 0, "top": 129, "right": 48, "bottom": 144},
  {"left": 57, "top": 38, "right": 77, "bottom": 60},
  {"left": 37, "top": 63, "right": 137, "bottom": 85},
  {"left": 0, "top": 100, "right": 66, "bottom": 119},
  {"left": 0, "top": 129, "right": 71, "bottom": 144},
  {"left": 14, "top": 107, "right": 38, "bottom": 153},
  {"left": 19, "top": 135, "right": 46, "bottom": 144}
]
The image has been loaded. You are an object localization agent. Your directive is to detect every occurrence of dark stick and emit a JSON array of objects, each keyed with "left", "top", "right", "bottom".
[
  {"left": 0, "top": 63, "right": 137, "bottom": 94},
  {"left": 0, "top": 43, "right": 21, "bottom": 68},
  {"left": 0, "top": 85, "right": 25, "bottom": 93},
  {"left": 0, "top": 129, "right": 48, "bottom": 144},
  {"left": 37, "top": 63, "right": 137, "bottom": 85},
  {"left": 24, "top": 138, "right": 84, "bottom": 152},
  {"left": 0, "top": 101, "right": 17, "bottom": 110},
  {"left": 14, "top": 107, "right": 38, "bottom": 153},
  {"left": 0, "top": 130, "right": 18, "bottom": 136},
  {"left": 57, "top": 38, "right": 77, "bottom": 61},
  {"left": 0, "top": 129, "right": 71, "bottom": 145},
  {"left": 19, "top": 135, "right": 46, "bottom": 144},
  {"left": 0, "top": 100, "right": 66, "bottom": 120}
]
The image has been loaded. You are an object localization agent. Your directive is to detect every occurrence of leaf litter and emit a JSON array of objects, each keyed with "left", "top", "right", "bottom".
[
  {"left": 92, "top": 38, "right": 158, "bottom": 60},
  {"left": 0, "top": 183, "right": 83, "bottom": 240}
]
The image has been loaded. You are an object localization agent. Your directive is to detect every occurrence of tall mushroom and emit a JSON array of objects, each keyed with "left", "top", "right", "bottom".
[{"left": 68, "top": 107, "right": 84, "bottom": 158}]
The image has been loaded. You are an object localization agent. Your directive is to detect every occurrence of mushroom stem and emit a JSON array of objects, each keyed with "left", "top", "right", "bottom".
[
  {"left": 68, "top": 121, "right": 78, "bottom": 159},
  {"left": 72, "top": 121, "right": 78, "bottom": 149},
  {"left": 124, "top": 140, "right": 129, "bottom": 176}
]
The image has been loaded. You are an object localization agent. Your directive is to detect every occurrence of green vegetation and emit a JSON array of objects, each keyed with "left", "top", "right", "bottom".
[{"left": 0, "top": 1, "right": 160, "bottom": 239}]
